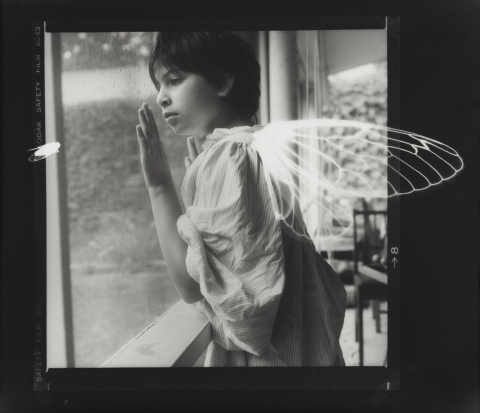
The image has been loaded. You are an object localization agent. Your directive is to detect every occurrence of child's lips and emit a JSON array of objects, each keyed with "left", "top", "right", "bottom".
[
  {"left": 165, "top": 114, "right": 178, "bottom": 123},
  {"left": 163, "top": 112, "right": 178, "bottom": 120}
]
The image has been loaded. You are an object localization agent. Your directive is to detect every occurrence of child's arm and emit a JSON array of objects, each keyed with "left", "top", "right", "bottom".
[
  {"left": 137, "top": 103, "right": 202, "bottom": 304},
  {"left": 176, "top": 139, "right": 286, "bottom": 356},
  {"left": 148, "top": 185, "right": 203, "bottom": 304}
]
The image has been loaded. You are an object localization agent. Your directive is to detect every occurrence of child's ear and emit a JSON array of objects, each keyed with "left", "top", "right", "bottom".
[{"left": 218, "top": 73, "right": 235, "bottom": 96}]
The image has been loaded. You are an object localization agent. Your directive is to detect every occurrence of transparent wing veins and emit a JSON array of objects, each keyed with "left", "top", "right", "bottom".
[{"left": 252, "top": 120, "right": 463, "bottom": 241}]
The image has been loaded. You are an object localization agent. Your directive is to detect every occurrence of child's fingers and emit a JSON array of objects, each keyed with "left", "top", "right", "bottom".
[
  {"left": 187, "top": 136, "right": 198, "bottom": 160},
  {"left": 136, "top": 124, "right": 146, "bottom": 140},
  {"left": 146, "top": 106, "right": 161, "bottom": 155},
  {"left": 146, "top": 106, "right": 160, "bottom": 137},
  {"left": 138, "top": 108, "right": 150, "bottom": 137},
  {"left": 192, "top": 134, "right": 205, "bottom": 154},
  {"left": 136, "top": 125, "right": 149, "bottom": 155}
]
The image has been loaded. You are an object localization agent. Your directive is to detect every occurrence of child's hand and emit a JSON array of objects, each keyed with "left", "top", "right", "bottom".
[
  {"left": 185, "top": 133, "right": 207, "bottom": 170},
  {"left": 136, "top": 103, "right": 174, "bottom": 190}
]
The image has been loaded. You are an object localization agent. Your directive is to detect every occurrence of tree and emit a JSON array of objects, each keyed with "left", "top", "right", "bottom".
[{"left": 61, "top": 32, "right": 154, "bottom": 72}]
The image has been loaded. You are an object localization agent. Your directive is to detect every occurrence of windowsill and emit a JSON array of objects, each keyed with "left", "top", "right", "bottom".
[{"left": 100, "top": 300, "right": 212, "bottom": 367}]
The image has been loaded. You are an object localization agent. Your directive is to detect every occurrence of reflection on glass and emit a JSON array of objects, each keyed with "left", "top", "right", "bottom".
[{"left": 61, "top": 32, "right": 182, "bottom": 367}]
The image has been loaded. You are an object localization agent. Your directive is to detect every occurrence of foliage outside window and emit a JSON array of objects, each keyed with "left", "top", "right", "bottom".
[{"left": 61, "top": 32, "right": 182, "bottom": 367}]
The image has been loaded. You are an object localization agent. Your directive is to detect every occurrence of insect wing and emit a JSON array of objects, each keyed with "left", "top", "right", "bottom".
[
  {"left": 29, "top": 153, "right": 48, "bottom": 162},
  {"left": 253, "top": 120, "right": 463, "bottom": 241},
  {"left": 27, "top": 142, "right": 61, "bottom": 162}
]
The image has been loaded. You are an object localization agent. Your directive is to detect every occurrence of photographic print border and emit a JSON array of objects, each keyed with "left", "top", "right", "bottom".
[{"left": 35, "top": 15, "right": 400, "bottom": 391}]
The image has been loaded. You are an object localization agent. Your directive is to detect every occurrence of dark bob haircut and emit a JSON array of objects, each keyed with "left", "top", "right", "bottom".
[{"left": 149, "top": 31, "right": 261, "bottom": 125}]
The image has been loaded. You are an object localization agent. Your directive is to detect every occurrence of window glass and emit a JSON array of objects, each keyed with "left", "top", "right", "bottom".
[
  {"left": 61, "top": 32, "right": 183, "bottom": 367},
  {"left": 296, "top": 30, "right": 388, "bottom": 246},
  {"left": 296, "top": 30, "right": 388, "bottom": 366}
]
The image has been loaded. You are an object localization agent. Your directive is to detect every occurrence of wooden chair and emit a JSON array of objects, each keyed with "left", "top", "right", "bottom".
[{"left": 353, "top": 208, "right": 388, "bottom": 366}]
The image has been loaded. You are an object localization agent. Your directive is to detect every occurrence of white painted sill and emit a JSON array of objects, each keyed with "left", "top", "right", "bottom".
[{"left": 100, "top": 300, "right": 212, "bottom": 368}]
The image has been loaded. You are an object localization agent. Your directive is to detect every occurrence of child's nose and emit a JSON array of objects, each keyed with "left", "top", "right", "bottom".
[{"left": 156, "top": 90, "right": 171, "bottom": 108}]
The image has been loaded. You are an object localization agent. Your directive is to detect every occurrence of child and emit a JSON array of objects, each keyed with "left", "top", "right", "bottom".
[{"left": 136, "top": 31, "right": 347, "bottom": 366}]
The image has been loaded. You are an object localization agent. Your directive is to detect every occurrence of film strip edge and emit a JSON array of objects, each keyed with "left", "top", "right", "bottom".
[{"left": 33, "top": 21, "right": 48, "bottom": 391}]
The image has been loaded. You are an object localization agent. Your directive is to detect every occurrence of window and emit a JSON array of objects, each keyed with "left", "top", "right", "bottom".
[
  {"left": 46, "top": 25, "right": 393, "bottom": 370},
  {"left": 48, "top": 32, "right": 185, "bottom": 367},
  {"left": 296, "top": 29, "right": 389, "bottom": 365}
]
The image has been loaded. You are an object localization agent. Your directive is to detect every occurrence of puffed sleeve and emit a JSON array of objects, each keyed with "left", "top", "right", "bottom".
[{"left": 177, "top": 138, "right": 285, "bottom": 356}]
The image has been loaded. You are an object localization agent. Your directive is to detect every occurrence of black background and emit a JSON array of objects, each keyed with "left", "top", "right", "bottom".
[{"left": 1, "top": 0, "right": 479, "bottom": 411}]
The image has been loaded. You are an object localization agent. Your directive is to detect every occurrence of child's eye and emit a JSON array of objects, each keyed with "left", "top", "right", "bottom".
[{"left": 170, "top": 78, "right": 182, "bottom": 86}]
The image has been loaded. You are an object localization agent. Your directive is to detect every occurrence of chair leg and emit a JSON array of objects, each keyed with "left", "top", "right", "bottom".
[
  {"left": 354, "top": 289, "right": 359, "bottom": 342},
  {"left": 373, "top": 300, "right": 381, "bottom": 333},
  {"left": 357, "top": 290, "right": 364, "bottom": 366}
]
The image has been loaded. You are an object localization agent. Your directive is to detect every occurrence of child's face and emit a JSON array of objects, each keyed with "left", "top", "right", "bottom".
[{"left": 154, "top": 61, "right": 225, "bottom": 136}]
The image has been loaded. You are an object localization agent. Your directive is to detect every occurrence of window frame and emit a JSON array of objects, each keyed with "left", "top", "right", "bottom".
[{"left": 44, "top": 16, "right": 400, "bottom": 387}]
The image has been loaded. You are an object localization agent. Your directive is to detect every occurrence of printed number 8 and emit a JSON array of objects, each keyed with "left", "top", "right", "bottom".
[{"left": 391, "top": 247, "right": 399, "bottom": 254}]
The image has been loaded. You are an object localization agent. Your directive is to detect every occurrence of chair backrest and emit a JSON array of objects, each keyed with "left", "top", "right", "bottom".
[{"left": 353, "top": 208, "right": 387, "bottom": 273}]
